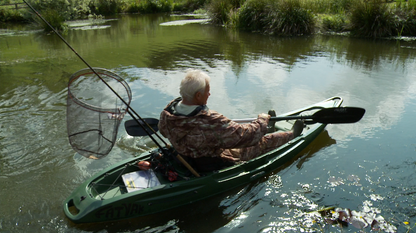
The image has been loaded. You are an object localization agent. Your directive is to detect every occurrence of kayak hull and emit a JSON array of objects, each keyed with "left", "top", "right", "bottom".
[{"left": 64, "top": 97, "right": 343, "bottom": 223}]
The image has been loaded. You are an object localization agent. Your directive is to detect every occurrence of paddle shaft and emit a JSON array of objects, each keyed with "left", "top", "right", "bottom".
[{"left": 233, "top": 115, "right": 314, "bottom": 123}]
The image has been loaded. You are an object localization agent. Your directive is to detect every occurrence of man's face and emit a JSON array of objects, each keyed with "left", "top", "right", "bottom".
[{"left": 195, "top": 83, "right": 210, "bottom": 105}]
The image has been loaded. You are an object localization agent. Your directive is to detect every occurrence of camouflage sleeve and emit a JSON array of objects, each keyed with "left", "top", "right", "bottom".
[{"left": 202, "top": 111, "right": 269, "bottom": 149}]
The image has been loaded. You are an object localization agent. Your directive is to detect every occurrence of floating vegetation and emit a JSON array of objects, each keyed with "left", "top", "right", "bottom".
[
  {"left": 160, "top": 18, "right": 209, "bottom": 26},
  {"left": 66, "top": 18, "right": 117, "bottom": 30},
  {"left": 310, "top": 204, "right": 397, "bottom": 232}
]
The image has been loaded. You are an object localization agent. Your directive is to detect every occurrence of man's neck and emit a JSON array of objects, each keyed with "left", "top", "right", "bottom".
[{"left": 181, "top": 98, "right": 198, "bottom": 106}]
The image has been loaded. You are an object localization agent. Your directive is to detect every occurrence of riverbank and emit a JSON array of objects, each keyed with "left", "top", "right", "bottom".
[{"left": 1, "top": 0, "right": 416, "bottom": 38}]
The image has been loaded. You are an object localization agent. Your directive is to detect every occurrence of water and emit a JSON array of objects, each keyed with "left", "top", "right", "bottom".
[{"left": 1, "top": 14, "right": 416, "bottom": 232}]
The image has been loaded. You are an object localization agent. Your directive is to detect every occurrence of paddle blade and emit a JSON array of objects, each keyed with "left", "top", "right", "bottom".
[
  {"left": 312, "top": 107, "right": 365, "bottom": 124},
  {"left": 125, "top": 118, "right": 159, "bottom": 136}
]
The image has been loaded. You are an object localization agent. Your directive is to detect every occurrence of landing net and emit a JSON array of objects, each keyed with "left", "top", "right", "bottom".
[{"left": 67, "top": 68, "right": 132, "bottom": 159}]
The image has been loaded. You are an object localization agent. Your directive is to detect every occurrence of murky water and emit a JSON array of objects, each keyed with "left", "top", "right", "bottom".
[{"left": 1, "top": 14, "right": 416, "bottom": 232}]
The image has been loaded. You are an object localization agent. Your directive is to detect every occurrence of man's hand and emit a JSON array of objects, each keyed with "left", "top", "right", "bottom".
[{"left": 258, "top": 113, "right": 271, "bottom": 120}]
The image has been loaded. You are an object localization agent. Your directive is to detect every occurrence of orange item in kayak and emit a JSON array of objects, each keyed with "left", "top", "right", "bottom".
[{"left": 137, "top": 161, "right": 151, "bottom": 170}]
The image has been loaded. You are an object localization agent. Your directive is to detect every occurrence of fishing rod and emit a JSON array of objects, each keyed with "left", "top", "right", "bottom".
[
  {"left": 22, "top": 0, "right": 169, "bottom": 149},
  {"left": 24, "top": 0, "right": 202, "bottom": 177}
]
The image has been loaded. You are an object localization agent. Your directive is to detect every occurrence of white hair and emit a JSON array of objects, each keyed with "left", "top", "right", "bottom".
[{"left": 179, "top": 69, "right": 210, "bottom": 102}]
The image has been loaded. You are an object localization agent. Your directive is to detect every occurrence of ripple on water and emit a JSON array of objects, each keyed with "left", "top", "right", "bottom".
[{"left": 0, "top": 85, "right": 68, "bottom": 176}]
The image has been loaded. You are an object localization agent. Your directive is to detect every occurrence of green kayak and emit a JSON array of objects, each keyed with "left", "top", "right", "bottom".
[{"left": 63, "top": 96, "right": 349, "bottom": 223}]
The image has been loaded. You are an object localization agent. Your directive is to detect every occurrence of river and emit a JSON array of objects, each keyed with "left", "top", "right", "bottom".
[{"left": 1, "top": 14, "right": 416, "bottom": 232}]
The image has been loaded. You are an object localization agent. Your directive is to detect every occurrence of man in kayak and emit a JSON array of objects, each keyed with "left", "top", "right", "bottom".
[{"left": 158, "top": 69, "right": 303, "bottom": 171}]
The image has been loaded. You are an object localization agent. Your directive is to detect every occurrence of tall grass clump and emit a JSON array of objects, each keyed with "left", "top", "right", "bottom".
[
  {"left": 208, "top": 0, "right": 243, "bottom": 25},
  {"left": 237, "top": 0, "right": 270, "bottom": 31},
  {"left": 216, "top": 0, "right": 315, "bottom": 36},
  {"left": 349, "top": 0, "right": 397, "bottom": 38},
  {"left": 270, "top": 0, "right": 315, "bottom": 36}
]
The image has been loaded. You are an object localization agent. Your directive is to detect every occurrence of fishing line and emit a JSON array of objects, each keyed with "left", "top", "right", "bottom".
[{"left": 22, "top": 0, "right": 169, "bottom": 149}]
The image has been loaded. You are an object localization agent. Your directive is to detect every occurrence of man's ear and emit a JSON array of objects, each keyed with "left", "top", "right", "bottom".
[{"left": 194, "top": 91, "right": 202, "bottom": 100}]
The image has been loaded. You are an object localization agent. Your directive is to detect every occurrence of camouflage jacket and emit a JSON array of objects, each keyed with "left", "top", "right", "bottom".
[{"left": 158, "top": 97, "right": 269, "bottom": 158}]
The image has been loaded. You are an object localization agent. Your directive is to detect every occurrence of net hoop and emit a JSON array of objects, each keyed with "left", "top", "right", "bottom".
[
  {"left": 67, "top": 68, "right": 132, "bottom": 159},
  {"left": 68, "top": 68, "right": 132, "bottom": 113}
]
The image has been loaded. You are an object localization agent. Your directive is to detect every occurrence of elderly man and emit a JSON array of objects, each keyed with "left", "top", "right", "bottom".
[{"left": 158, "top": 69, "right": 303, "bottom": 171}]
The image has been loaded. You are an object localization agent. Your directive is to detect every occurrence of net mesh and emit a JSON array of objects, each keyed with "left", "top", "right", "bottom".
[{"left": 67, "top": 68, "right": 132, "bottom": 159}]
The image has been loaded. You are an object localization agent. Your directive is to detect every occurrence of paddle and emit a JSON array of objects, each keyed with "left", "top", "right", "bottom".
[
  {"left": 125, "top": 118, "right": 160, "bottom": 137},
  {"left": 233, "top": 106, "right": 365, "bottom": 124},
  {"left": 125, "top": 107, "right": 365, "bottom": 137}
]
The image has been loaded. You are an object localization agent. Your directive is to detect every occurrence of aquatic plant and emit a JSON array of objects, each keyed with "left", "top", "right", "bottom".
[{"left": 349, "top": 0, "right": 397, "bottom": 38}]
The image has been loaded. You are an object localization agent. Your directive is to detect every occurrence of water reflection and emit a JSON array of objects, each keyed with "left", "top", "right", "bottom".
[{"left": 1, "top": 14, "right": 416, "bottom": 232}]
